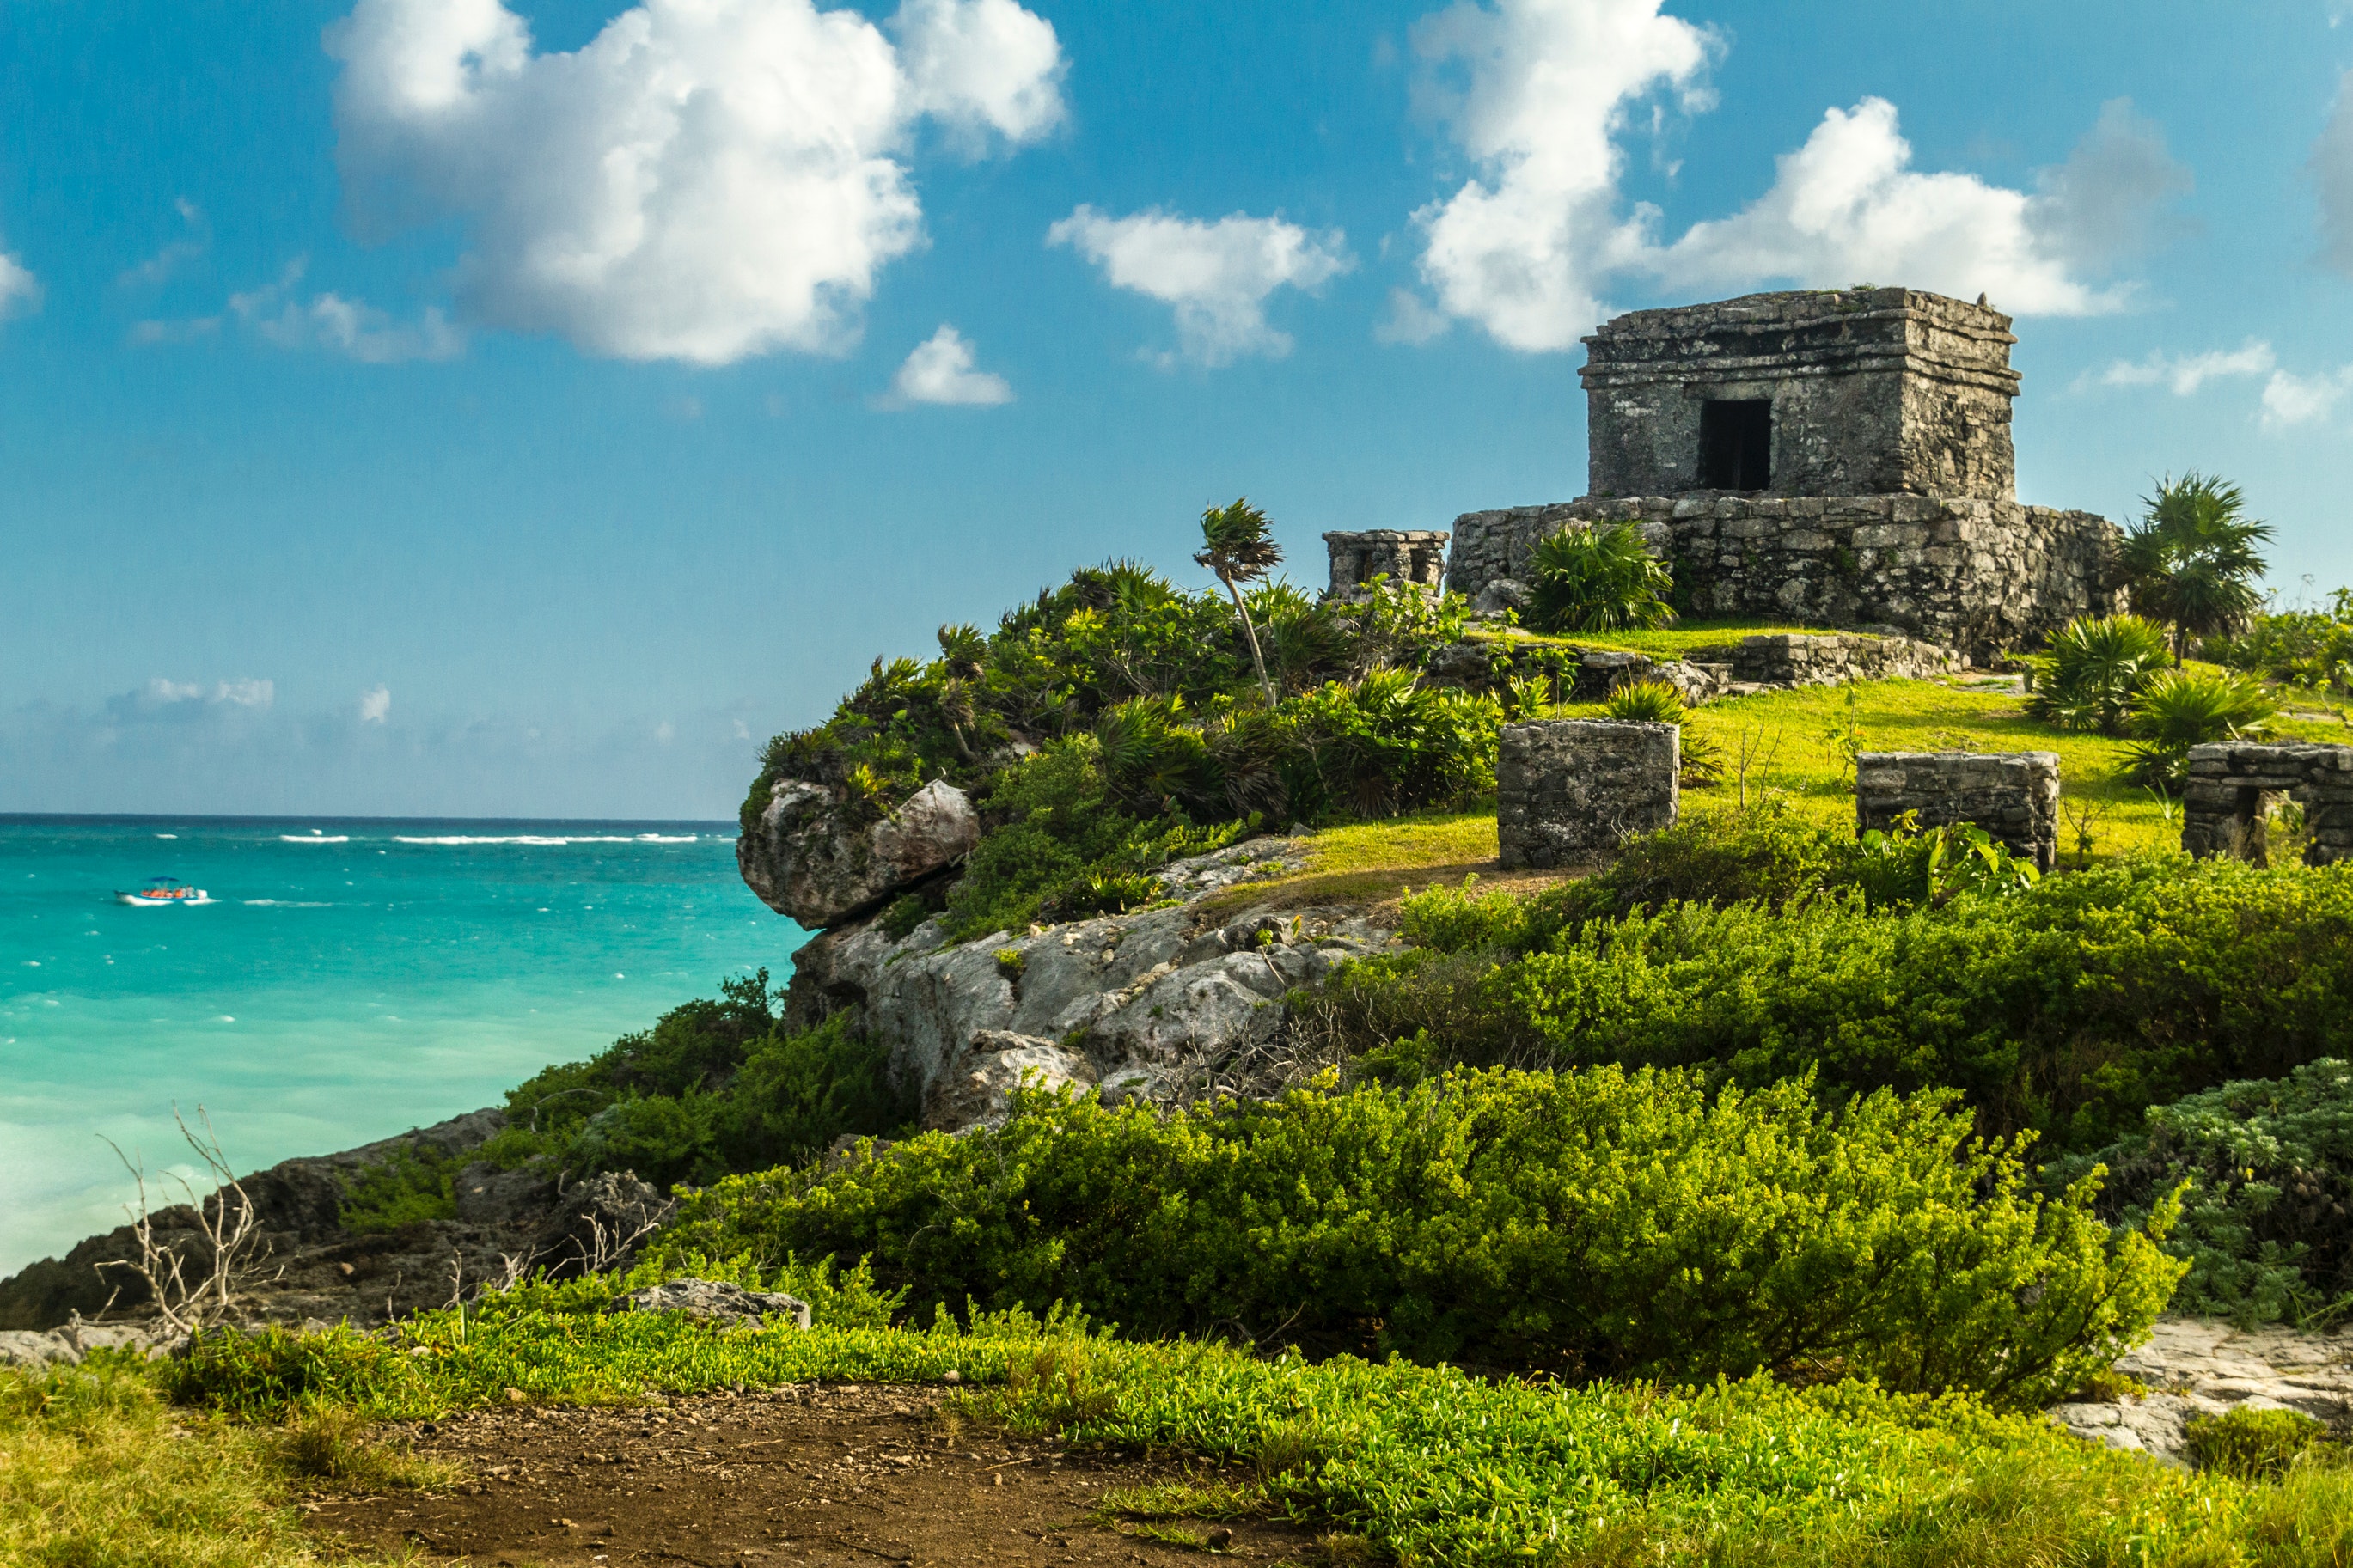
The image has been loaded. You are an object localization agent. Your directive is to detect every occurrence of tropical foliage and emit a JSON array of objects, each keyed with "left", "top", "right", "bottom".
[
  {"left": 2024, "top": 613, "right": 2173, "bottom": 733},
  {"left": 2123, "top": 666, "right": 2279, "bottom": 790},
  {"left": 1527, "top": 521, "right": 1677, "bottom": 633},
  {"left": 2208, "top": 589, "right": 2353, "bottom": 692},
  {"left": 2122, "top": 472, "right": 2275, "bottom": 661}
]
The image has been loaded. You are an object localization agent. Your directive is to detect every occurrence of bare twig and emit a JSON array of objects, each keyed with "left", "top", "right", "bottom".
[{"left": 95, "top": 1104, "right": 273, "bottom": 1335}]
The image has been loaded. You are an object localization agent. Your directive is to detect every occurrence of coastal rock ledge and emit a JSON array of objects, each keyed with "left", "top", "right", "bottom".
[{"left": 738, "top": 778, "right": 980, "bottom": 929}]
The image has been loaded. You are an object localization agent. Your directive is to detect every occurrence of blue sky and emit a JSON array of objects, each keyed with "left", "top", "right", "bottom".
[{"left": 3, "top": 0, "right": 2350, "bottom": 818}]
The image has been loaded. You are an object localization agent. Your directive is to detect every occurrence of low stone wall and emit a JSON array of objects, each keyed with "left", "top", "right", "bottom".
[
  {"left": 1422, "top": 631, "right": 1960, "bottom": 708},
  {"left": 2181, "top": 743, "right": 2353, "bottom": 867},
  {"left": 1446, "top": 494, "right": 2122, "bottom": 662},
  {"left": 1855, "top": 749, "right": 2060, "bottom": 872},
  {"left": 1497, "top": 720, "right": 1679, "bottom": 869},
  {"left": 1323, "top": 529, "right": 1448, "bottom": 598}
]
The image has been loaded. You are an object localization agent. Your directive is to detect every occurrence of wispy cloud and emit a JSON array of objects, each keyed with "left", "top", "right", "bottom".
[
  {"left": 358, "top": 686, "right": 391, "bottom": 724},
  {"left": 119, "top": 198, "right": 211, "bottom": 288},
  {"left": 2084, "top": 339, "right": 2276, "bottom": 395},
  {"left": 230, "top": 258, "right": 464, "bottom": 363},
  {"left": 0, "top": 249, "right": 40, "bottom": 324}
]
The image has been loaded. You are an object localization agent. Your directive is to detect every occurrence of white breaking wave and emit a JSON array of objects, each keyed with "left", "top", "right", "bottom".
[
  {"left": 281, "top": 833, "right": 351, "bottom": 843},
  {"left": 392, "top": 834, "right": 675, "bottom": 846},
  {"left": 154, "top": 833, "right": 177, "bottom": 839},
  {"left": 243, "top": 899, "right": 333, "bottom": 907}
]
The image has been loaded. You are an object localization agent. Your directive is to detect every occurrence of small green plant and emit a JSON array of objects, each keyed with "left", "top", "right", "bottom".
[
  {"left": 2057, "top": 796, "right": 2107, "bottom": 869},
  {"left": 994, "top": 947, "right": 1026, "bottom": 980},
  {"left": 1527, "top": 522, "right": 1676, "bottom": 633},
  {"left": 878, "top": 894, "right": 930, "bottom": 941},
  {"left": 1602, "top": 679, "right": 1685, "bottom": 723},
  {"left": 338, "top": 1143, "right": 457, "bottom": 1234},
  {"left": 2185, "top": 1406, "right": 2325, "bottom": 1480},
  {"left": 276, "top": 1405, "right": 455, "bottom": 1490},
  {"left": 1680, "top": 731, "right": 1727, "bottom": 787},
  {"left": 2025, "top": 614, "right": 2173, "bottom": 733},
  {"left": 2123, "top": 667, "right": 2278, "bottom": 790}
]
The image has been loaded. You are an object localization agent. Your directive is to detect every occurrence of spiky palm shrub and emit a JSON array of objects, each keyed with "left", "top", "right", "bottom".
[
  {"left": 1602, "top": 680, "right": 1686, "bottom": 723},
  {"left": 2123, "top": 668, "right": 2278, "bottom": 790},
  {"left": 2121, "top": 473, "right": 2275, "bottom": 662},
  {"left": 2023, "top": 614, "right": 2172, "bottom": 734},
  {"left": 1195, "top": 497, "right": 1285, "bottom": 706},
  {"left": 1527, "top": 522, "right": 1676, "bottom": 635}
]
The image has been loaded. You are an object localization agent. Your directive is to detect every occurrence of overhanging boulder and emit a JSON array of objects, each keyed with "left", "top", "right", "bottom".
[{"left": 737, "top": 777, "right": 980, "bottom": 929}]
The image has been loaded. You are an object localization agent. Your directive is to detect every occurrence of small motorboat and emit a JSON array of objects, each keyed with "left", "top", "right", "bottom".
[{"left": 116, "top": 877, "right": 212, "bottom": 906}]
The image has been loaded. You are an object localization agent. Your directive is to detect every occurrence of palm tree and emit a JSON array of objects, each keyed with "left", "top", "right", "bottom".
[
  {"left": 1195, "top": 497, "right": 1284, "bottom": 708},
  {"left": 2121, "top": 473, "right": 2274, "bottom": 663}
]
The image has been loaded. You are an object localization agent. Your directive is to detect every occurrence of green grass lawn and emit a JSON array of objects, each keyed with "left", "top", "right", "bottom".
[
  {"left": 1470, "top": 618, "right": 1872, "bottom": 659},
  {"left": 32, "top": 1305, "right": 2338, "bottom": 1568}
]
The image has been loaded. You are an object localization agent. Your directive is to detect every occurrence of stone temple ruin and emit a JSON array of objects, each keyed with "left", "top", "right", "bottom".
[{"left": 1426, "top": 288, "right": 2127, "bottom": 663}]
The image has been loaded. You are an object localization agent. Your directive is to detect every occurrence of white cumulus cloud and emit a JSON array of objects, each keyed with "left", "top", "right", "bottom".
[
  {"left": 359, "top": 686, "right": 392, "bottom": 723},
  {"left": 2318, "top": 68, "right": 2353, "bottom": 277},
  {"left": 325, "top": 0, "right": 1064, "bottom": 365},
  {"left": 886, "top": 324, "right": 1013, "bottom": 406},
  {"left": 1405, "top": 0, "right": 2186, "bottom": 351},
  {"left": 2089, "top": 339, "right": 2276, "bottom": 396},
  {"left": 1048, "top": 205, "right": 1354, "bottom": 367},
  {"left": 2261, "top": 366, "right": 2353, "bottom": 428},
  {"left": 139, "top": 678, "right": 276, "bottom": 711},
  {"left": 229, "top": 258, "right": 463, "bottom": 363}
]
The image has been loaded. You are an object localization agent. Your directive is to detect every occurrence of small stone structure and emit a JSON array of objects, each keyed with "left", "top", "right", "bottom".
[
  {"left": 1444, "top": 288, "right": 2126, "bottom": 662},
  {"left": 1323, "top": 529, "right": 1448, "bottom": 599},
  {"left": 1855, "top": 750, "right": 2060, "bottom": 873},
  {"left": 1497, "top": 720, "right": 1679, "bottom": 869},
  {"left": 2180, "top": 743, "right": 2353, "bottom": 867},
  {"left": 1582, "top": 287, "right": 2020, "bottom": 501}
]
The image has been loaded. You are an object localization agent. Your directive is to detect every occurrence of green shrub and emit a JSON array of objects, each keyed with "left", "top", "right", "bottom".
[
  {"left": 338, "top": 1143, "right": 458, "bottom": 1233},
  {"left": 1602, "top": 680, "right": 1685, "bottom": 723},
  {"left": 2124, "top": 667, "right": 2279, "bottom": 791},
  {"left": 1318, "top": 851, "right": 2353, "bottom": 1156},
  {"left": 2184, "top": 1405, "right": 2326, "bottom": 1480},
  {"left": 2074, "top": 1059, "right": 2353, "bottom": 1326},
  {"left": 2024, "top": 614, "right": 2172, "bottom": 734},
  {"left": 653, "top": 1065, "right": 2179, "bottom": 1405},
  {"left": 480, "top": 973, "right": 914, "bottom": 1188},
  {"left": 1528, "top": 522, "right": 1676, "bottom": 634},
  {"left": 2207, "top": 594, "right": 2353, "bottom": 691}
]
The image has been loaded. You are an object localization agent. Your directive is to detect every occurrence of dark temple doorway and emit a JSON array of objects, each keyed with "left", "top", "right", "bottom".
[{"left": 1699, "top": 399, "right": 1772, "bottom": 490}]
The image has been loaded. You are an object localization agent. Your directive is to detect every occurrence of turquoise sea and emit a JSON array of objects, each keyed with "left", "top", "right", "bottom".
[{"left": 0, "top": 815, "right": 805, "bottom": 1275}]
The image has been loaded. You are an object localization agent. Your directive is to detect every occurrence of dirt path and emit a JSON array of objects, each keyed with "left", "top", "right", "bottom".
[{"left": 309, "top": 1383, "right": 1322, "bottom": 1567}]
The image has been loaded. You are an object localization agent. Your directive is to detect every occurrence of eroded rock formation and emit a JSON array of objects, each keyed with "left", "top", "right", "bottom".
[{"left": 738, "top": 777, "right": 980, "bottom": 929}]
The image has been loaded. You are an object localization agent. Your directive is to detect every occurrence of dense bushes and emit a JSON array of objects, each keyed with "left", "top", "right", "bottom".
[
  {"left": 1527, "top": 522, "right": 1675, "bottom": 633},
  {"left": 2076, "top": 1059, "right": 2353, "bottom": 1326},
  {"left": 2209, "top": 590, "right": 2353, "bottom": 691},
  {"left": 654, "top": 1065, "right": 2179, "bottom": 1405},
  {"left": 743, "top": 560, "right": 1472, "bottom": 835},
  {"left": 1311, "top": 845, "right": 2353, "bottom": 1156},
  {"left": 482, "top": 971, "right": 913, "bottom": 1188}
]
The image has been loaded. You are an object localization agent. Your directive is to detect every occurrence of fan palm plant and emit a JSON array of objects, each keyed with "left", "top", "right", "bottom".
[
  {"left": 2121, "top": 473, "right": 2274, "bottom": 662},
  {"left": 2023, "top": 614, "right": 2171, "bottom": 734},
  {"left": 1195, "top": 497, "right": 1285, "bottom": 707},
  {"left": 1527, "top": 522, "right": 1676, "bottom": 634},
  {"left": 2122, "top": 668, "right": 2277, "bottom": 791}
]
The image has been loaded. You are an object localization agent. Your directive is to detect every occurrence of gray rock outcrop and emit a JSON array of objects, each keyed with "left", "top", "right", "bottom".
[
  {"left": 614, "top": 1278, "right": 810, "bottom": 1331},
  {"left": 738, "top": 777, "right": 981, "bottom": 929},
  {"left": 2050, "top": 1316, "right": 2353, "bottom": 1465},
  {"left": 786, "top": 837, "right": 1400, "bottom": 1128}
]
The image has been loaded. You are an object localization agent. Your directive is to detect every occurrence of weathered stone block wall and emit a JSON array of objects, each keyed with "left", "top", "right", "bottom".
[
  {"left": 1323, "top": 529, "right": 1448, "bottom": 597},
  {"left": 1580, "top": 288, "right": 2019, "bottom": 503},
  {"left": 1445, "top": 495, "right": 2122, "bottom": 662},
  {"left": 1855, "top": 750, "right": 2060, "bottom": 872},
  {"left": 2181, "top": 743, "right": 2353, "bottom": 867},
  {"left": 1497, "top": 720, "right": 1678, "bottom": 869}
]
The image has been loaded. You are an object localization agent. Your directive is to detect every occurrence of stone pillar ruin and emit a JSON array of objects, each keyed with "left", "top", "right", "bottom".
[
  {"left": 2181, "top": 743, "right": 2353, "bottom": 868},
  {"left": 1323, "top": 529, "right": 1449, "bottom": 600},
  {"left": 1854, "top": 750, "right": 2060, "bottom": 873},
  {"left": 1497, "top": 720, "right": 1679, "bottom": 869}
]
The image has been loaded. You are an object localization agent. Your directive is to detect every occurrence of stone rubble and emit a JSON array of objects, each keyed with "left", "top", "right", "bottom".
[
  {"left": 614, "top": 1278, "right": 811, "bottom": 1332},
  {"left": 2050, "top": 1316, "right": 2353, "bottom": 1465}
]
